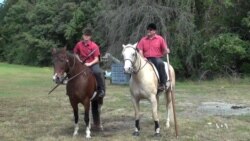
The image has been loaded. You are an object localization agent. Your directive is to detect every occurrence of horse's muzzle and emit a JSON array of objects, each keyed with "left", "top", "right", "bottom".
[
  {"left": 124, "top": 67, "right": 133, "bottom": 74},
  {"left": 53, "top": 73, "right": 64, "bottom": 84}
]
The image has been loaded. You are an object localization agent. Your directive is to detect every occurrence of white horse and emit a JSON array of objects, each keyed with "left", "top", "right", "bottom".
[{"left": 122, "top": 43, "right": 176, "bottom": 136}]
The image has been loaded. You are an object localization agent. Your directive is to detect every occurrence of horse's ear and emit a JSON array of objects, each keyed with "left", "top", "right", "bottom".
[
  {"left": 122, "top": 44, "right": 126, "bottom": 48},
  {"left": 62, "top": 46, "right": 67, "bottom": 54},
  {"left": 63, "top": 46, "right": 67, "bottom": 51},
  {"left": 134, "top": 42, "right": 138, "bottom": 48},
  {"left": 51, "top": 48, "right": 56, "bottom": 54}
]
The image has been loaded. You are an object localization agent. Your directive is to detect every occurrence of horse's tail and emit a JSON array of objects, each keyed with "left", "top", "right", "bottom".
[
  {"left": 164, "top": 63, "right": 176, "bottom": 125},
  {"left": 169, "top": 64, "right": 175, "bottom": 89}
]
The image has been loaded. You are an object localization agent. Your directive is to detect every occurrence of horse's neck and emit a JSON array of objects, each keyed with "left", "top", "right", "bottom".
[
  {"left": 135, "top": 52, "right": 144, "bottom": 66},
  {"left": 67, "top": 54, "right": 86, "bottom": 75},
  {"left": 131, "top": 55, "right": 158, "bottom": 85},
  {"left": 133, "top": 53, "right": 147, "bottom": 74}
]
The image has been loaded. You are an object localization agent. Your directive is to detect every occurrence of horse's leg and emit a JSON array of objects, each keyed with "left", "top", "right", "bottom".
[
  {"left": 156, "top": 95, "right": 160, "bottom": 112},
  {"left": 150, "top": 95, "right": 161, "bottom": 136},
  {"left": 165, "top": 89, "right": 172, "bottom": 129},
  {"left": 91, "top": 99, "right": 103, "bottom": 131},
  {"left": 131, "top": 97, "right": 140, "bottom": 136},
  {"left": 83, "top": 99, "right": 91, "bottom": 138},
  {"left": 70, "top": 100, "right": 79, "bottom": 136}
]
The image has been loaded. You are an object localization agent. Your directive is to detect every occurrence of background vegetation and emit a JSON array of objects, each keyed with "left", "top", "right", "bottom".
[{"left": 0, "top": 0, "right": 249, "bottom": 78}]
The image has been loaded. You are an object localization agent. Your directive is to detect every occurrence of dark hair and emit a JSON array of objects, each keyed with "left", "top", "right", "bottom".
[
  {"left": 82, "top": 28, "right": 92, "bottom": 36},
  {"left": 147, "top": 23, "right": 157, "bottom": 30}
]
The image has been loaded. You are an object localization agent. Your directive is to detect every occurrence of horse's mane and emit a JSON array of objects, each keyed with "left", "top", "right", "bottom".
[
  {"left": 66, "top": 51, "right": 75, "bottom": 58},
  {"left": 66, "top": 51, "right": 82, "bottom": 63}
]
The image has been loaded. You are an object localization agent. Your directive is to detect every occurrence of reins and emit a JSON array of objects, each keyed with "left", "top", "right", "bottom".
[
  {"left": 49, "top": 48, "right": 97, "bottom": 94},
  {"left": 48, "top": 54, "right": 85, "bottom": 94}
]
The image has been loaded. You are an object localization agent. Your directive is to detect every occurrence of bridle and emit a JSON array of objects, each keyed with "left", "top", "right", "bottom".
[
  {"left": 49, "top": 48, "right": 96, "bottom": 94},
  {"left": 123, "top": 47, "right": 148, "bottom": 74},
  {"left": 54, "top": 53, "right": 86, "bottom": 84}
]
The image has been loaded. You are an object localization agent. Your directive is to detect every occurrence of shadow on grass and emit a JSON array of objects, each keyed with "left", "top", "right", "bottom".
[{"left": 56, "top": 115, "right": 134, "bottom": 138}]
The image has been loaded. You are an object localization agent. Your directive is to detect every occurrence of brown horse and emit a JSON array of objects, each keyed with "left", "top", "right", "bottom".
[{"left": 51, "top": 47, "right": 103, "bottom": 139}]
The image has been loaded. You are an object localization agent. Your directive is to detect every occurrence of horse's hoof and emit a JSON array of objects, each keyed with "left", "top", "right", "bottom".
[
  {"left": 132, "top": 131, "right": 140, "bottom": 136},
  {"left": 154, "top": 133, "right": 161, "bottom": 137},
  {"left": 92, "top": 125, "right": 103, "bottom": 131},
  {"left": 86, "top": 136, "right": 91, "bottom": 139},
  {"left": 166, "top": 123, "right": 170, "bottom": 129},
  {"left": 73, "top": 132, "right": 78, "bottom": 136}
]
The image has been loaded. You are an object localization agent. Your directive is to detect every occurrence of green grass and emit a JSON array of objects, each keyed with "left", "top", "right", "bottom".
[
  {"left": 0, "top": 63, "right": 53, "bottom": 97},
  {"left": 0, "top": 62, "right": 250, "bottom": 141}
]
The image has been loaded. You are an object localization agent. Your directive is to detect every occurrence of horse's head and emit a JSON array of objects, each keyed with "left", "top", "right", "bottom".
[
  {"left": 51, "top": 47, "right": 69, "bottom": 84},
  {"left": 122, "top": 43, "right": 138, "bottom": 74}
]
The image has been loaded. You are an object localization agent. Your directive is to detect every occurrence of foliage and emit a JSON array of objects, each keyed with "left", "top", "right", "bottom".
[
  {"left": 201, "top": 33, "right": 249, "bottom": 74},
  {"left": 0, "top": 0, "right": 249, "bottom": 78}
]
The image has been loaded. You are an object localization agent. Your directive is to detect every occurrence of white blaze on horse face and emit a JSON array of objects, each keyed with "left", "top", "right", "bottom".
[
  {"left": 124, "top": 59, "right": 133, "bottom": 73},
  {"left": 122, "top": 48, "right": 134, "bottom": 73},
  {"left": 122, "top": 43, "right": 138, "bottom": 73},
  {"left": 52, "top": 73, "right": 57, "bottom": 81}
]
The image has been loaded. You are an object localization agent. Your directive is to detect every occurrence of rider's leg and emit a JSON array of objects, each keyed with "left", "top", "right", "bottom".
[
  {"left": 147, "top": 58, "right": 167, "bottom": 90},
  {"left": 90, "top": 64, "right": 106, "bottom": 97}
]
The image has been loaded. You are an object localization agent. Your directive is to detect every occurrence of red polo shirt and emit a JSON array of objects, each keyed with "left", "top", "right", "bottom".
[
  {"left": 73, "top": 40, "right": 100, "bottom": 63},
  {"left": 137, "top": 34, "right": 168, "bottom": 58}
]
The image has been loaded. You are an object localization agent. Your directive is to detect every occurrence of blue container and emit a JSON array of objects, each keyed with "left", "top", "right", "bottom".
[{"left": 111, "top": 64, "right": 130, "bottom": 84}]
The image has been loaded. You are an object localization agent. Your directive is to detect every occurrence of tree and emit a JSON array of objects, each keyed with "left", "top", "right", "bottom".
[{"left": 96, "top": 0, "right": 196, "bottom": 77}]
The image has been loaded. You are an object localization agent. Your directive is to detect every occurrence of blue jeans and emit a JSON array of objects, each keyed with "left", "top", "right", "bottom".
[{"left": 89, "top": 64, "right": 105, "bottom": 92}]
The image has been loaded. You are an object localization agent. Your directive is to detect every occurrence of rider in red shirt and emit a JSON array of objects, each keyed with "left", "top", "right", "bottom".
[
  {"left": 74, "top": 28, "right": 105, "bottom": 98},
  {"left": 137, "top": 23, "right": 170, "bottom": 91},
  {"left": 74, "top": 36, "right": 100, "bottom": 64}
]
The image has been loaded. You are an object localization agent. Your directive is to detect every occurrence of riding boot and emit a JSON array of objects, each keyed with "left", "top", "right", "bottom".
[
  {"left": 95, "top": 72, "right": 106, "bottom": 98},
  {"left": 158, "top": 84, "right": 165, "bottom": 90}
]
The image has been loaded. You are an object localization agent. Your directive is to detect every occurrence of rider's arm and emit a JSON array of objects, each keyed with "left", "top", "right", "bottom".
[
  {"left": 138, "top": 49, "right": 148, "bottom": 61},
  {"left": 161, "top": 36, "right": 170, "bottom": 55},
  {"left": 75, "top": 54, "right": 83, "bottom": 63},
  {"left": 85, "top": 56, "right": 99, "bottom": 67},
  {"left": 139, "top": 49, "right": 144, "bottom": 57},
  {"left": 163, "top": 48, "right": 170, "bottom": 55}
]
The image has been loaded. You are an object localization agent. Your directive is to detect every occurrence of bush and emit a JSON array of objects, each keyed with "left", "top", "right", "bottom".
[{"left": 201, "top": 33, "right": 249, "bottom": 75}]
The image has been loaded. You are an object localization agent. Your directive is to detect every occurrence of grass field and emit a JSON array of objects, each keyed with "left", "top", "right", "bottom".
[{"left": 0, "top": 62, "right": 250, "bottom": 141}]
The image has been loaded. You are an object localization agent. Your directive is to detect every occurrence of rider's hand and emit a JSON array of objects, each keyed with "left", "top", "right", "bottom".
[
  {"left": 85, "top": 62, "right": 91, "bottom": 67},
  {"left": 166, "top": 48, "right": 170, "bottom": 54}
]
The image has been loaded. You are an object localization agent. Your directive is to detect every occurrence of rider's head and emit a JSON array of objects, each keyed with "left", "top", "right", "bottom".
[
  {"left": 146, "top": 23, "right": 157, "bottom": 37},
  {"left": 82, "top": 28, "right": 92, "bottom": 41}
]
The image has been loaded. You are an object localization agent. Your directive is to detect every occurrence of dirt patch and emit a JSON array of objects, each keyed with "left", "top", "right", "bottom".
[{"left": 198, "top": 102, "right": 250, "bottom": 116}]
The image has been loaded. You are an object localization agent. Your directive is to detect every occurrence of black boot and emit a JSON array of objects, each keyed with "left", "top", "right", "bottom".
[{"left": 158, "top": 84, "right": 166, "bottom": 91}]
